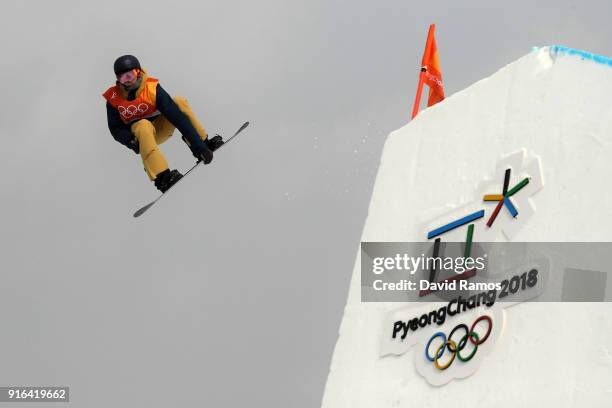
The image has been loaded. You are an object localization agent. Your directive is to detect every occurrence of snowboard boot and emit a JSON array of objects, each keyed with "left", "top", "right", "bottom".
[
  {"left": 206, "top": 134, "right": 224, "bottom": 151},
  {"left": 154, "top": 169, "right": 183, "bottom": 193}
]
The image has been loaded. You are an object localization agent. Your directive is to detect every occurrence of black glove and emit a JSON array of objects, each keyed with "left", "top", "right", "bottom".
[
  {"left": 182, "top": 136, "right": 213, "bottom": 164},
  {"left": 195, "top": 143, "right": 213, "bottom": 164},
  {"left": 128, "top": 139, "right": 140, "bottom": 154}
]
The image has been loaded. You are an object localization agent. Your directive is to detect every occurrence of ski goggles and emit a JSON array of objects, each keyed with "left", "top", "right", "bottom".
[{"left": 117, "top": 69, "right": 139, "bottom": 85}]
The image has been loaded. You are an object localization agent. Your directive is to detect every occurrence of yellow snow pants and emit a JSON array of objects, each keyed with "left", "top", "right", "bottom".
[{"left": 131, "top": 96, "right": 208, "bottom": 180}]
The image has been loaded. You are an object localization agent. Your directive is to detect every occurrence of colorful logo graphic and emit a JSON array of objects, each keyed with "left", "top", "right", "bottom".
[
  {"left": 381, "top": 306, "right": 505, "bottom": 387},
  {"left": 420, "top": 150, "right": 544, "bottom": 297},
  {"left": 379, "top": 150, "right": 544, "bottom": 386},
  {"left": 425, "top": 315, "right": 492, "bottom": 370}
]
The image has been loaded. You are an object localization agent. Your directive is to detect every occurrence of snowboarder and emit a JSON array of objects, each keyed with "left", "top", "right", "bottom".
[{"left": 103, "top": 55, "right": 224, "bottom": 192}]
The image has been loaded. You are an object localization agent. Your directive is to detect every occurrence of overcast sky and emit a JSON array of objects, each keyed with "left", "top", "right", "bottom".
[{"left": 0, "top": 1, "right": 610, "bottom": 406}]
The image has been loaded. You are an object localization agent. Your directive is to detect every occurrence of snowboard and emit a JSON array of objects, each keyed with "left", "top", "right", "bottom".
[{"left": 133, "top": 121, "right": 250, "bottom": 218}]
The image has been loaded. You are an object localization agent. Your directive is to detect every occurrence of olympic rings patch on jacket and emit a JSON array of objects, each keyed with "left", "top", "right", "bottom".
[{"left": 118, "top": 103, "right": 150, "bottom": 119}]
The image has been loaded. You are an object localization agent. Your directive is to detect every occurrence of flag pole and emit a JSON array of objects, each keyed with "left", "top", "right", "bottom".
[
  {"left": 411, "top": 71, "right": 425, "bottom": 119},
  {"left": 411, "top": 24, "right": 436, "bottom": 120}
]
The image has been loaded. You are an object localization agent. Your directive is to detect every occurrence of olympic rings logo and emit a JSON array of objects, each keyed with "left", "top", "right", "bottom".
[
  {"left": 424, "top": 315, "right": 493, "bottom": 370},
  {"left": 118, "top": 103, "right": 150, "bottom": 119}
]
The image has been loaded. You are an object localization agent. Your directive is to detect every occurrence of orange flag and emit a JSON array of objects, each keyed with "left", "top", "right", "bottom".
[
  {"left": 422, "top": 27, "right": 444, "bottom": 106},
  {"left": 411, "top": 24, "right": 445, "bottom": 119}
]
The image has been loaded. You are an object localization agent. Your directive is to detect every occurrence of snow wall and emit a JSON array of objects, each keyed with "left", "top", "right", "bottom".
[{"left": 322, "top": 46, "right": 612, "bottom": 408}]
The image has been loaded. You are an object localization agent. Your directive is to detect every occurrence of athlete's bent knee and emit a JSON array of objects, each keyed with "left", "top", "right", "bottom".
[{"left": 131, "top": 119, "right": 155, "bottom": 137}]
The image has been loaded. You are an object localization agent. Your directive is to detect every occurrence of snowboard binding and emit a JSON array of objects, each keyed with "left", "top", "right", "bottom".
[
  {"left": 206, "top": 134, "right": 224, "bottom": 151},
  {"left": 154, "top": 169, "right": 183, "bottom": 193}
]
